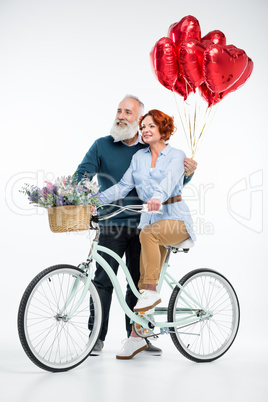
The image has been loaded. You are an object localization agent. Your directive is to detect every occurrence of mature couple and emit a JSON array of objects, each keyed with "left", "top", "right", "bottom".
[{"left": 76, "top": 95, "right": 197, "bottom": 359}]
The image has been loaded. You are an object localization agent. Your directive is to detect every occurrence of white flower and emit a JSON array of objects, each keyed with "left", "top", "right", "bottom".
[
  {"left": 83, "top": 180, "right": 99, "bottom": 193},
  {"left": 62, "top": 189, "right": 73, "bottom": 196}
]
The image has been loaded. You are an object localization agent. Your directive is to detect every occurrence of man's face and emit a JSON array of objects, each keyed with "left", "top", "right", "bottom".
[
  {"left": 116, "top": 98, "right": 140, "bottom": 126},
  {"left": 110, "top": 98, "right": 140, "bottom": 141}
]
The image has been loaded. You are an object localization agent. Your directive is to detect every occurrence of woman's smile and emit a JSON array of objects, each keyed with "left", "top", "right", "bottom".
[{"left": 141, "top": 116, "right": 161, "bottom": 144}]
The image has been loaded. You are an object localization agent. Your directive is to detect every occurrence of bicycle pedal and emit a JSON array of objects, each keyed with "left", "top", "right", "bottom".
[{"left": 138, "top": 308, "right": 154, "bottom": 316}]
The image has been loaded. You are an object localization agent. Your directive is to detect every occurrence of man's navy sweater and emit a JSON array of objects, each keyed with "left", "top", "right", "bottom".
[{"left": 77, "top": 136, "right": 147, "bottom": 227}]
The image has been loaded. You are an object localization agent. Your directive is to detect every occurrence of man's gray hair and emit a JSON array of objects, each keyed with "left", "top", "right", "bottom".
[{"left": 123, "top": 94, "right": 144, "bottom": 118}]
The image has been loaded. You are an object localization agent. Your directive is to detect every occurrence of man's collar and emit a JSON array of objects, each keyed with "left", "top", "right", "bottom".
[{"left": 113, "top": 132, "right": 144, "bottom": 147}]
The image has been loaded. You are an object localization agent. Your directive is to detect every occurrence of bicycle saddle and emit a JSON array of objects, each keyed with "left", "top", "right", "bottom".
[{"left": 169, "top": 238, "right": 195, "bottom": 252}]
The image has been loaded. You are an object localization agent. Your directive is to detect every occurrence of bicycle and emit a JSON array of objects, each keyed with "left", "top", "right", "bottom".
[{"left": 17, "top": 204, "right": 240, "bottom": 372}]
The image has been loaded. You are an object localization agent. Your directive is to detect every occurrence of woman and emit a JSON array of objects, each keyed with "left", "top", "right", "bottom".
[{"left": 99, "top": 109, "right": 195, "bottom": 358}]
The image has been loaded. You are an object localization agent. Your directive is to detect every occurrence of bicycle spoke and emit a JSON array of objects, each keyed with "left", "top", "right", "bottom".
[
  {"left": 18, "top": 265, "right": 102, "bottom": 371},
  {"left": 168, "top": 269, "right": 239, "bottom": 362}
]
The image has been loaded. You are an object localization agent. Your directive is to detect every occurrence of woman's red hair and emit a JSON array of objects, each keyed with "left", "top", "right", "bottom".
[{"left": 139, "top": 109, "right": 176, "bottom": 141}]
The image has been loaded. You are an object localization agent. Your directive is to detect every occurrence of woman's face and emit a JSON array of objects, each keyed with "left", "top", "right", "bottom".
[{"left": 140, "top": 116, "right": 162, "bottom": 145}]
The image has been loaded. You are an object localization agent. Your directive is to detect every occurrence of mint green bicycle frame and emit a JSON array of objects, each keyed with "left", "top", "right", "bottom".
[
  {"left": 18, "top": 204, "right": 239, "bottom": 372},
  {"left": 65, "top": 235, "right": 212, "bottom": 333}
]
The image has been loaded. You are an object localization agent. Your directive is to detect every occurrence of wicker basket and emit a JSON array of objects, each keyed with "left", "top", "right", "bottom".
[{"left": 47, "top": 205, "right": 92, "bottom": 233}]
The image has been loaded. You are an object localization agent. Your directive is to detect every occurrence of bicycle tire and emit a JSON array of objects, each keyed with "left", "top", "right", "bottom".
[
  {"left": 18, "top": 264, "right": 103, "bottom": 372},
  {"left": 167, "top": 268, "right": 240, "bottom": 363}
]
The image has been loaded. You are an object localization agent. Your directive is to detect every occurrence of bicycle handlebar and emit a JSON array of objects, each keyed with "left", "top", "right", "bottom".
[{"left": 92, "top": 204, "right": 162, "bottom": 223}]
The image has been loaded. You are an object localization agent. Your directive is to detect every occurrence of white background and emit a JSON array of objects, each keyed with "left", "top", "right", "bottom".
[{"left": 1, "top": 0, "right": 267, "bottom": 401}]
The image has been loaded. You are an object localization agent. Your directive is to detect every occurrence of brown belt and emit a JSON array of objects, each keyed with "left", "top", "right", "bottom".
[
  {"left": 162, "top": 195, "right": 182, "bottom": 205},
  {"left": 144, "top": 195, "right": 182, "bottom": 205}
]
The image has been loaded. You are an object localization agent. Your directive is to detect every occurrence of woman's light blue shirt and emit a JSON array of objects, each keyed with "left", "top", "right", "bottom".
[{"left": 100, "top": 144, "right": 195, "bottom": 241}]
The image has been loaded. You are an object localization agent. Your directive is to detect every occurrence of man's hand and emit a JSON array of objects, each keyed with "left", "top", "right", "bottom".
[
  {"left": 184, "top": 158, "right": 197, "bottom": 176},
  {"left": 147, "top": 198, "right": 161, "bottom": 212}
]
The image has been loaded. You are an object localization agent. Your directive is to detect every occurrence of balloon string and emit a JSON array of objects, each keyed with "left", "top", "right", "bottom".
[
  {"left": 173, "top": 89, "right": 219, "bottom": 158},
  {"left": 172, "top": 90, "right": 191, "bottom": 151},
  {"left": 192, "top": 99, "right": 197, "bottom": 157},
  {"left": 187, "top": 106, "right": 193, "bottom": 155},
  {"left": 192, "top": 111, "right": 209, "bottom": 157},
  {"left": 191, "top": 93, "right": 209, "bottom": 156},
  {"left": 192, "top": 105, "right": 210, "bottom": 157},
  {"left": 193, "top": 103, "right": 219, "bottom": 157},
  {"left": 182, "top": 94, "right": 191, "bottom": 154},
  {"left": 183, "top": 82, "right": 191, "bottom": 106},
  {"left": 192, "top": 92, "right": 197, "bottom": 155}
]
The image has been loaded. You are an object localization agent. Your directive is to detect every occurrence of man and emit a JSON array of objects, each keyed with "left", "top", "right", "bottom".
[{"left": 76, "top": 95, "right": 197, "bottom": 356}]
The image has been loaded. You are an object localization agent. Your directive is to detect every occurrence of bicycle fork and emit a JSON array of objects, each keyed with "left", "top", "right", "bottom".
[{"left": 56, "top": 261, "right": 94, "bottom": 321}]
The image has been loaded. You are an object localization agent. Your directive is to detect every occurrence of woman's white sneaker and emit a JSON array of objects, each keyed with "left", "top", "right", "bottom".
[
  {"left": 133, "top": 290, "right": 161, "bottom": 312},
  {"left": 116, "top": 337, "right": 148, "bottom": 360}
]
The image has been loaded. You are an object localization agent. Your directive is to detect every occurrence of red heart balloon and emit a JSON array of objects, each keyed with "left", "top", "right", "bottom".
[
  {"left": 180, "top": 39, "right": 206, "bottom": 89},
  {"left": 168, "top": 15, "right": 201, "bottom": 47},
  {"left": 203, "top": 44, "right": 248, "bottom": 93},
  {"left": 225, "top": 44, "right": 237, "bottom": 50},
  {"left": 173, "top": 74, "right": 192, "bottom": 99},
  {"left": 199, "top": 83, "right": 221, "bottom": 107},
  {"left": 150, "top": 37, "right": 179, "bottom": 90},
  {"left": 201, "top": 30, "right": 226, "bottom": 46},
  {"left": 220, "top": 57, "right": 253, "bottom": 99}
]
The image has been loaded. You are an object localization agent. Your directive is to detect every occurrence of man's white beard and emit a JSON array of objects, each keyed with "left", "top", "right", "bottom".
[{"left": 110, "top": 119, "right": 139, "bottom": 141}]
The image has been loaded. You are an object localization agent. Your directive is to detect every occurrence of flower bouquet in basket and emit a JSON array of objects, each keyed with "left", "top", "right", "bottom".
[{"left": 20, "top": 173, "right": 102, "bottom": 233}]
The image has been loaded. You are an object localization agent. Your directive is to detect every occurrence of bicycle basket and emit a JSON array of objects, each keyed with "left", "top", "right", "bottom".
[{"left": 47, "top": 205, "right": 92, "bottom": 233}]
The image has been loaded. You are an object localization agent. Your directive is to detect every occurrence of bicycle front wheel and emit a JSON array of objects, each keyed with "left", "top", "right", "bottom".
[
  {"left": 18, "top": 265, "right": 103, "bottom": 372},
  {"left": 168, "top": 269, "right": 240, "bottom": 362}
]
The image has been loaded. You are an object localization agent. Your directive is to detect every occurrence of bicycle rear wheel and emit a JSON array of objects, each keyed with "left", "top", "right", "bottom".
[
  {"left": 168, "top": 269, "right": 240, "bottom": 362},
  {"left": 18, "top": 265, "right": 102, "bottom": 372}
]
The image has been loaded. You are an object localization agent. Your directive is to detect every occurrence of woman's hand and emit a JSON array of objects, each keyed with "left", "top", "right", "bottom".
[
  {"left": 184, "top": 158, "right": 197, "bottom": 176},
  {"left": 147, "top": 198, "right": 161, "bottom": 212},
  {"left": 91, "top": 205, "right": 97, "bottom": 215}
]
